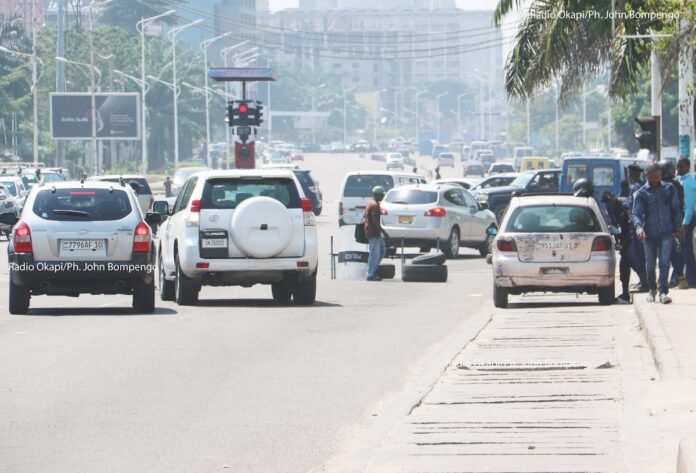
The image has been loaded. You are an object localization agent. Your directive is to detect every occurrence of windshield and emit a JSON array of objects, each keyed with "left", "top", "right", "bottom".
[
  {"left": 510, "top": 172, "right": 535, "bottom": 188},
  {"left": 385, "top": 190, "right": 438, "bottom": 205},
  {"left": 33, "top": 188, "right": 132, "bottom": 221},
  {"left": 201, "top": 178, "right": 301, "bottom": 209},
  {"left": 507, "top": 205, "right": 601, "bottom": 233},
  {"left": 0, "top": 181, "right": 17, "bottom": 196},
  {"left": 344, "top": 175, "right": 395, "bottom": 198}
]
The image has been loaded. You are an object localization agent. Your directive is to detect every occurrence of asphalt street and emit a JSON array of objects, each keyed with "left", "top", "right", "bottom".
[{"left": 0, "top": 153, "right": 496, "bottom": 473}]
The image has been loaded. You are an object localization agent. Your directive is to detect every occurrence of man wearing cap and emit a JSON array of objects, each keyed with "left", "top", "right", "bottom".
[{"left": 364, "top": 186, "right": 390, "bottom": 281}]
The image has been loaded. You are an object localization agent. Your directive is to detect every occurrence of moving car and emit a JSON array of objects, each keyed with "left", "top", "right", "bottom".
[
  {"left": 386, "top": 153, "right": 405, "bottom": 170},
  {"left": 519, "top": 156, "right": 551, "bottom": 171},
  {"left": 0, "top": 186, "right": 18, "bottom": 238},
  {"left": 381, "top": 184, "right": 497, "bottom": 258},
  {"left": 431, "top": 144, "right": 446, "bottom": 159},
  {"left": 290, "top": 150, "right": 305, "bottom": 162},
  {"left": 490, "top": 194, "right": 616, "bottom": 308},
  {"left": 0, "top": 175, "right": 29, "bottom": 211},
  {"left": 88, "top": 175, "right": 154, "bottom": 213},
  {"left": 437, "top": 152, "right": 456, "bottom": 168},
  {"left": 433, "top": 178, "right": 481, "bottom": 190},
  {"left": 513, "top": 146, "right": 535, "bottom": 170},
  {"left": 472, "top": 173, "right": 519, "bottom": 191},
  {"left": 1, "top": 180, "right": 160, "bottom": 314},
  {"left": 338, "top": 171, "right": 426, "bottom": 227},
  {"left": 473, "top": 149, "right": 495, "bottom": 167},
  {"left": 172, "top": 167, "right": 209, "bottom": 196},
  {"left": 463, "top": 160, "right": 486, "bottom": 176},
  {"left": 293, "top": 169, "right": 323, "bottom": 216},
  {"left": 489, "top": 163, "right": 515, "bottom": 174},
  {"left": 154, "top": 170, "right": 318, "bottom": 306}
]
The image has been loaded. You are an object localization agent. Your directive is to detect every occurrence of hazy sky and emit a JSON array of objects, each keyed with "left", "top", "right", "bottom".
[{"left": 268, "top": 0, "right": 500, "bottom": 11}]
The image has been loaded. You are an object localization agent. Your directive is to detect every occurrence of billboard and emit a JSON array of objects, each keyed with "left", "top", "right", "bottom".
[{"left": 50, "top": 93, "right": 141, "bottom": 140}]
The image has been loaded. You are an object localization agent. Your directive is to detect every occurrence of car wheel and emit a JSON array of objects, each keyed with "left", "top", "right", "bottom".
[
  {"left": 479, "top": 231, "right": 495, "bottom": 257},
  {"left": 411, "top": 252, "right": 446, "bottom": 266},
  {"left": 174, "top": 253, "right": 199, "bottom": 306},
  {"left": 132, "top": 280, "right": 155, "bottom": 313},
  {"left": 493, "top": 283, "right": 508, "bottom": 308},
  {"left": 402, "top": 264, "right": 448, "bottom": 282},
  {"left": 8, "top": 277, "right": 30, "bottom": 315},
  {"left": 598, "top": 282, "right": 615, "bottom": 305},
  {"left": 293, "top": 271, "right": 317, "bottom": 306},
  {"left": 442, "top": 227, "right": 460, "bottom": 259},
  {"left": 377, "top": 264, "right": 395, "bottom": 279},
  {"left": 158, "top": 252, "right": 175, "bottom": 301},
  {"left": 271, "top": 280, "right": 293, "bottom": 303}
]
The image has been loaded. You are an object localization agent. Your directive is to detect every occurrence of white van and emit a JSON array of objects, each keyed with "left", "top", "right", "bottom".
[
  {"left": 513, "top": 146, "right": 535, "bottom": 170},
  {"left": 338, "top": 171, "right": 426, "bottom": 227}
]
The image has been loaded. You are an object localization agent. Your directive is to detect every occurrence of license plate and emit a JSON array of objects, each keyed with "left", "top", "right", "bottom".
[
  {"left": 398, "top": 215, "right": 414, "bottom": 224},
  {"left": 535, "top": 242, "right": 573, "bottom": 251},
  {"left": 202, "top": 238, "right": 227, "bottom": 248},
  {"left": 61, "top": 240, "right": 105, "bottom": 251}
]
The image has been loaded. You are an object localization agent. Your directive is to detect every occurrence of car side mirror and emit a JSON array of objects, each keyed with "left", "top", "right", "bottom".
[
  {"left": 152, "top": 200, "right": 170, "bottom": 216},
  {"left": 145, "top": 212, "right": 163, "bottom": 226},
  {"left": 479, "top": 202, "right": 489, "bottom": 210},
  {"left": 486, "top": 226, "right": 498, "bottom": 236},
  {"left": 0, "top": 212, "right": 18, "bottom": 226}
]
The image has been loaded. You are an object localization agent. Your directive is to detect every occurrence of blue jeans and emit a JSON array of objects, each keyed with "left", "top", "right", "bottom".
[
  {"left": 367, "top": 236, "right": 386, "bottom": 278},
  {"left": 683, "top": 220, "right": 696, "bottom": 285},
  {"left": 644, "top": 236, "right": 673, "bottom": 295}
]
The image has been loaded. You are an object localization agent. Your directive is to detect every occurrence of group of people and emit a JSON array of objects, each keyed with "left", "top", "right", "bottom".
[{"left": 605, "top": 159, "right": 696, "bottom": 305}]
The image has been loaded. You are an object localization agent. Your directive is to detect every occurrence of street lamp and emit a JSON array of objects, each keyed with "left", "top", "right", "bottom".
[
  {"left": 136, "top": 9, "right": 175, "bottom": 175},
  {"left": 310, "top": 84, "right": 326, "bottom": 145},
  {"left": 435, "top": 92, "right": 448, "bottom": 143},
  {"left": 168, "top": 19, "right": 203, "bottom": 170},
  {"left": 342, "top": 86, "right": 356, "bottom": 146},
  {"left": 200, "top": 32, "right": 232, "bottom": 169}
]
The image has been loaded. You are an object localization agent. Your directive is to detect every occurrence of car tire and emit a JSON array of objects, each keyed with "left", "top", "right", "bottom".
[
  {"left": 8, "top": 277, "right": 30, "bottom": 315},
  {"left": 493, "top": 283, "right": 508, "bottom": 308},
  {"left": 411, "top": 252, "right": 446, "bottom": 266},
  {"left": 402, "top": 264, "right": 448, "bottom": 283},
  {"left": 133, "top": 280, "right": 155, "bottom": 313},
  {"left": 442, "top": 227, "right": 460, "bottom": 259},
  {"left": 598, "top": 282, "right": 614, "bottom": 305},
  {"left": 174, "top": 253, "right": 199, "bottom": 306},
  {"left": 159, "top": 252, "right": 175, "bottom": 302},
  {"left": 272, "top": 280, "right": 293, "bottom": 303},
  {"left": 479, "top": 232, "right": 495, "bottom": 257},
  {"left": 313, "top": 206, "right": 322, "bottom": 217},
  {"left": 293, "top": 271, "right": 317, "bottom": 306},
  {"left": 377, "top": 264, "right": 395, "bottom": 279}
]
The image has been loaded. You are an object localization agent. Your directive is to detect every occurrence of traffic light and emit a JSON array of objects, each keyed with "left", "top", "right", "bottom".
[
  {"left": 634, "top": 116, "right": 660, "bottom": 155},
  {"left": 256, "top": 101, "right": 264, "bottom": 127}
]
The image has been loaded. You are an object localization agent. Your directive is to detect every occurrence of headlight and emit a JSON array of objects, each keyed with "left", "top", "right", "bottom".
[{"left": 476, "top": 193, "right": 489, "bottom": 203}]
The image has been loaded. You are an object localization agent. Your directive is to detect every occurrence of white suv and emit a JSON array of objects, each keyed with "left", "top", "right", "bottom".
[{"left": 154, "top": 170, "right": 319, "bottom": 306}]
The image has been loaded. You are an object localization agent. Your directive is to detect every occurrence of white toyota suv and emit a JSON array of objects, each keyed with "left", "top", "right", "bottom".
[{"left": 154, "top": 170, "right": 319, "bottom": 306}]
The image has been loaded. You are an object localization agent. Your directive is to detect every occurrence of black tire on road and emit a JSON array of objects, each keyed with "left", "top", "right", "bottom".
[
  {"left": 411, "top": 252, "right": 446, "bottom": 266},
  {"left": 479, "top": 232, "right": 495, "bottom": 257},
  {"left": 133, "top": 280, "right": 155, "bottom": 313},
  {"left": 442, "top": 227, "right": 460, "bottom": 259},
  {"left": 293, "top": 272, "right": 317, "bottom": 306},
  {"left": 598, "top": 282, "right": 615, "bottom": 305},
  {"left": 493, "top": 283, "right": 508, "bottom": 308},
  {"left": 377, "top": 264, "right": 395, "bottom": 279},
  {"left": 159, "top": 252, "right": 175, "bottom": 301},
  {"left": 402, "top": 264, "right": 448, "bottom": 283},
  {"left": 175, "top": 253, "right": 200, "bottom": 306},
  {"left": 8, "top": 277, "right": 30, "bottom": 315},
  {"left": 272, "top": 280, "right": 293, "bottom": 303}
]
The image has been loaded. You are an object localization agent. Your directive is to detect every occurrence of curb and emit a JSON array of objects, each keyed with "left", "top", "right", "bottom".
[
  {"left": 633, "top": 299, "right": 680, "bottom": 380},
  {"left": 678, "top": 438, "right": 696, "bottom": 473}
]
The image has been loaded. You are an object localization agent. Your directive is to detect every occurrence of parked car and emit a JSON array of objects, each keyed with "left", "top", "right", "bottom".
[
  {"left": 472, "top": 173, "right": 519, "bottom": 191},
  {"left": 293, "top": 169, "right": 323, "bottom": 216},
  {"left": 475, "top": 169, "right": 562, "bottom": 223},
  {"left": 1, "top": 180, "right": 160, "bottom": 314},
  {"left": 172, "top": 167, "right": 209, "bottom": 196},
  {"left": 437, "top": 152, "right": 456, "bottom": 168},
  {"left": 386, "top": 153, "right": 405, "bottom": 170},
  {"left": 88, "top": 175, "right": 154, "bottom": 213},
  {"left": 489, "top": 163, "right": 515, "bottom": 174},
  {"left": 154, "top": 170, "right": 319, "bottom": 306},
  {"left": 490, "top": 194, "right": 616, "bottom": 308},
  {"left": 463, "top": 160, "right": 486, "bottom": 176},
  {"left": 381, "top": 184, "right": 497, "bottom": 258}
]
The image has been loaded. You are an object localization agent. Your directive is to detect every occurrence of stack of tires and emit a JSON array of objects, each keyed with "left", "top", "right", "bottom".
[{"left": 402, "top": 252, "right": 448, "bottom": 283}]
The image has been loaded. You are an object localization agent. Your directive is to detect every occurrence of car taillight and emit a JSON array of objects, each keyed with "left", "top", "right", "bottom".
[
  {"left": 188, "top": 199, "right": 201, "bottom": 227},
  {"left": 301, "top": 198, "right": 316, "bottom": 226},
  {"left": 14, "top": 221, "right": 32, "bottom": 253},
  {"left": 133, "top": 222, "right": 151, "bottom": 253},
  {"left": 424, "top": 207, "right": 446, "bottom": 217},
  {"left": 496, "top": 238, "right": 517, "bottom": 252},
  {"left": 190, "top": 199, "right": 201, "bottom": 213},
  {"left": 592, "top": 236, "right": 612, "bottom": 252}
]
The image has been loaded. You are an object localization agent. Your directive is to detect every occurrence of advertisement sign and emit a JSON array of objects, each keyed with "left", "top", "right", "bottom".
[{"left": 50, "top": 93, "right": 141, "bottom": 140}]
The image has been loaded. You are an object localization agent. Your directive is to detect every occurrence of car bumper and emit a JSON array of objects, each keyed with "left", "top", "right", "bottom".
[
  {"left": 381, "top": 225, "right": 448, "bottom": 244},
  {"left": 492, "top": 252, "right": 615, "bottom": 289}
]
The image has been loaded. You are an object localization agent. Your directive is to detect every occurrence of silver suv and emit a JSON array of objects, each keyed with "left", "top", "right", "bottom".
[
  {"left": 1, "top": 180, "right": 162, "bottom": 314},
  {"left": 154, "top": 170, "right": 319, "bottom": 306}
]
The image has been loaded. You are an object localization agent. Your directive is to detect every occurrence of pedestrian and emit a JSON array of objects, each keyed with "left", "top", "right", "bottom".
[
  {"left": 601, "top": 191, "right": 632, "bottom": 304},
  {"left": 677, "top": 158, "right": 696, "bottom": 287},
  {"left": 412, "top": 167, "right": 418, "bottom": 174},
  {"left": 164, "top": 176, "right": 173, "bottom": 198},
  {"left": 627, "top": 164, "right": 648, "bottom": 292},
  {"left": 364, "top": 186, "right": 390, "bottom": 281},
  {"left": 660, "top": 160, "right": 686, "bottom": 288},
  {"left": 435, "top": 166, "right": 441, "bottom": 180},
  {"left": 632, "top": 163, "right": 683, "bottom": 304}
]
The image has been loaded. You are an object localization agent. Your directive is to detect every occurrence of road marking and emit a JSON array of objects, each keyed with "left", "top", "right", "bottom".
[{"left": 468, "top": 293, "right": 482, "bottom": 297}]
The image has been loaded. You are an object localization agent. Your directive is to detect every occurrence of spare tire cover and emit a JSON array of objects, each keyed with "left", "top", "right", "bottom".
[{"left": 231, "top": 196, "right": 294, "bottom": 258}]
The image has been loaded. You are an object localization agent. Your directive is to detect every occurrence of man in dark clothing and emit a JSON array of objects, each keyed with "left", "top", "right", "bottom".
[
  {"left": 164, "top": 176, "right": 173, "bottom": 198},
  {"left": 364, "top": 186, "right": 390, "bottom": 281},
  {"left": 627, "top": 164, "right": 648, "bottom": 292},
  {"left": 633, "top": 164, "right": 683, "bottom": 304},
  {"left": 660, "top": 160, "right": 686, "bottom": 287},
  {"left": 601, "top": 191, "right": 632, "bottom": 304}
]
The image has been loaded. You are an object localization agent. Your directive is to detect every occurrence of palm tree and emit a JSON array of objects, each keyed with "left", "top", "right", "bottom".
[{"left": 493, "top": 0, "right": 685, "bottom": 103}]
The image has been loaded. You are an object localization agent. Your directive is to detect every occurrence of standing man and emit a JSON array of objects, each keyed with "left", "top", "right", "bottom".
[
  {"left": 633, "top": 164, "right": 683, "bottom": 304},
  {"left": 364, "top": 186, "right": 390, "bottom": 281},
  {"left": 164, "top": 176, "right": 173, "bottom": 198},
  {"left": 677, "top": 158, "right": 696, "bottom": 287},
  {"left": 660, "top": 160, "right": 685, "bottom": 287},
  {"left": 627, "top": 164, "right": 648, "bottom": 292},
  {"left": 601, "top": 191, "right": 632, "bottom": 304}
]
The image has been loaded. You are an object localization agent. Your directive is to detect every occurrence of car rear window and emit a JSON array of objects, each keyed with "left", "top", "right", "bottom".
[
  {"left": 32, "top": 188, "right": 133, "bottom": 221},
  {"left": 343, "top": 175, "right": 395, "bottom": 198},
  {"left": 506, "top": 205, "right": 601, "bottom": 233},
  {"left": 201, "top": 177, "right": 301, "bottom": 209},
  {"left": 41, "top": 173, "right": 62, "bottom": 183},
  {"left": 293, "top": 171, "right": 315, "bottom": 189},
  {"left": 385, "top": 189, "right": 438, "bottom": 205},
  {"left": 97, "top": 178, "right": 152, "bottom": 194}
]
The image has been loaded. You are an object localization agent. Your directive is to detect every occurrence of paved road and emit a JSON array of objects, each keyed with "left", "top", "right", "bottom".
[{"left": 0, "top": 153, "right": 495, "bottom": 473}]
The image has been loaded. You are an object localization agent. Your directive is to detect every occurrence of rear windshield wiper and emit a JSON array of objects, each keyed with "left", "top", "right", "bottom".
[
  {"left": 390, "top": 200, "right": 410, "bottom": 205},
  {"left": 52, "top": 209, "right": 91, "bottom": 217}
]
